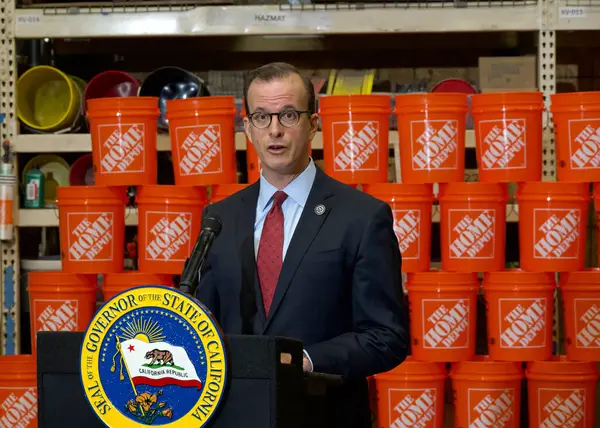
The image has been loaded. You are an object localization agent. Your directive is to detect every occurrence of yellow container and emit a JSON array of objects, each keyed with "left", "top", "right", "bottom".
[{"left": 17, "top": 65, "right": 83, "bottom": 132}]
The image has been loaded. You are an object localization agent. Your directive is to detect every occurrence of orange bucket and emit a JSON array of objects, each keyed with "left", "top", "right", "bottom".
[
  {"left": 103, "top": 272, "right": 173, "bottom": 301},
  {"left": 362, "top": 183, "right": 433, "bottom": 272},
  {"left": 166, "top": 96, "right": 237, "bottom": 186},
  {"left": 560, "top": 269, "right": 600, "bottom": 361},
  {"left": 57, "top": 186, "right": 127, "bottom": 274},
  {"left": 526, "top": 357, "right": 598, "bottom": 427},
  {"left": 516, "top": 182, "right": 589, "bottom": 272},
  {"left": 0, "top": 355, "right": 38, "bottom": 427},
  {"left": 551, "top": 91, "right": 600, "bottom": 182},
  {"left": 405, "top": 271, "right": 478, "bottom": 362},
  {"left": 210, "top": 183, "right": 249, "bottom": 204},
  {"left": 28, "top": 271, "right": 97, "bottom": 355},
  {"left": 438, "top": 182, "right": 508, "bottom": 272},
  {"left": 136, "top": 185, "right": 207, "bottom": 274},
  {"left": 471, "top": 92, "right": 543, "bottom": 183},
  {"left": 395, "top": 93, "right": 468, "bottom": 184},
  {"left": 482, "top": 269, "right": 556, "bottom": 361},
  {"left": 372, "top": 357, "right": 447, "bottom": 428},
  {"left": 450, "top": 357, "right": 523, "bottom": 428},
  {"left": 87, "top": 97, "right": 160, "bottom": 186},
  {"left": 319, "top": 94, "right": 391, "bottom": 184},
  {"left": 594, "top": 183, "right": 600, "bottom": 266}
]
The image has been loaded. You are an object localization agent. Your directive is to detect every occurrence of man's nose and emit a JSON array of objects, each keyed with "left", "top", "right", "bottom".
[{"left": 268, "top": 116, "right": 284, "bottom": 138}]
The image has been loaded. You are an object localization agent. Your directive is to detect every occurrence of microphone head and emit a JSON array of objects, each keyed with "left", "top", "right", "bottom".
[{"left": 201, "top": 215, "right": 222, "bottom": 235}]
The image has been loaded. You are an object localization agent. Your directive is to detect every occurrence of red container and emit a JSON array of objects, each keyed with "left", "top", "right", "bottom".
[
  {"left": 405, "top": 271, "right": 479, "bottom": 362},
  {"left": 362, "top": 183, "right": 433, "bottom": 272},
  {"left": 439, "top": 182, "right": 508, "bottom": 272},
  {"left": 136, "top": 185, "right": 207, "bottom": 274},
  {"left": 320, "top": 94, "right": 391, "bottom": 184}
]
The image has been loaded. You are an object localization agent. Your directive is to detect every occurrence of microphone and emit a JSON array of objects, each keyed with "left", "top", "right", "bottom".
[{"left": 179, "top": 215, "right": 222, "bottom": 295}]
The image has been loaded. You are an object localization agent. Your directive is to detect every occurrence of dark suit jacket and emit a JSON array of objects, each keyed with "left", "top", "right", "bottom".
[{"left": 196, "top": 167, "right": 409, "bottom": 427}]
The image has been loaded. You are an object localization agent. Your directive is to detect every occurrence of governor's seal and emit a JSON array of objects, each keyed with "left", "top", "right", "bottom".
[{"left": 80, "top": 286, "right": 228, "bottom": 427}]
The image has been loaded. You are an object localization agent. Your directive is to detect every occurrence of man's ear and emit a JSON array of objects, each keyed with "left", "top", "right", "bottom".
[
  {"left": 243, "top": 116, "right": 253, "bottom": 144},
  {"left": 309, "top": 114, "right": 319, "bottom": 140}
]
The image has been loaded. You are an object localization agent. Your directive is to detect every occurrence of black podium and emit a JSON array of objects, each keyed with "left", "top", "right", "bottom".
[{"left": 36, "top": 332, "right": 343, "bottom": 428}]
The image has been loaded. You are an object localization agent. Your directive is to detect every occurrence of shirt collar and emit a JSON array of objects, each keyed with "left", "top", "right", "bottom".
[{"left": 258, "top": 158, "right": 316, "bottom": 213}]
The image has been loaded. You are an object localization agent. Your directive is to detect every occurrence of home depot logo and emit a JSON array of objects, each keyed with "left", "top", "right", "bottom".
[
  {"left": 98, "top": 123, "right": 145, "bottom": 173},
  {"left": 389, "top": 388, "right": 436, "bottom": 428},
  {"left": 539, "top": 389, "right": 585, "bottom": 427},
  {"left": 411, "top": 120, "right": 458, "bottom": 170},
  {"left": 146, "top": 212, "right": 192, "bottom": 262},
  {"left": 393, "top": 210, "right": 421, "bottom": 260},
  {"left": 34, "top": 300, "right": 78, "bottom": 336},
  {"left": 499, "top": 298, "right": 546, "bottom": 348},
  {"left": 569, "top": 120, "right": 600, "bottom": 169},
  {"left": 534, "top": 209, "right": 580, "bottom": 259},
  {"left": 479, "top": 119, "right": 526, "bottom": 170},
  {"left": 332, "top": 121, "right": 379, "bottom": 171},
  {"left": 422, "top": 299, "right": 469, "bottom": 349},
  {"left": 67, "top": 213, "right": 114, "bottom": 261},
  {"left": 448, "top": 209, "right": 495, "bottom": 259},
  {"left": 574, "top": 300, "right": 600, "bottom": 348},
  {"left": 469, "top": 388, "right": 515, "bottom": 428},
  {"left": 0, "top": 387, "right": 37, "bottom": 428},
  {"left": 176, "top": 124, "right": 223, "bottom": 175}
]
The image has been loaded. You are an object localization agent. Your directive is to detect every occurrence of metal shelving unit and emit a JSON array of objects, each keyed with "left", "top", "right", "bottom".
[{"left": 1, "top": 0, "right": 596, "bottom": 355}]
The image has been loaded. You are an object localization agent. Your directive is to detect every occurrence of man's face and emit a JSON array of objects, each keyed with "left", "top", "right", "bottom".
[{"left": 244, "top": 74, "right": 317, "bottom": 177}]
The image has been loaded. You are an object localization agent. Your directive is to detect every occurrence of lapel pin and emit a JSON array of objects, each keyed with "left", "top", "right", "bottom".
[{"left": 314, "top": 204, "right": 326, "bottom": 216}]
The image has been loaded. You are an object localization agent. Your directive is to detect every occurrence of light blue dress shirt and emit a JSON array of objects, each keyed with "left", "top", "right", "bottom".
[
  {"left": 254, "top": 159, "right": 317, "bottom": 259},
  {"left": 254, "top": 158, "right": 317, "bottom": 370}
]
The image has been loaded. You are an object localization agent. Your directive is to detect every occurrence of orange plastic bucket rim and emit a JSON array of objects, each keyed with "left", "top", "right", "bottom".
[
  {"left": 319, "top": 94, "right": 392, "bottom": 110},
  {"left": 136, "top": 185, "right": 207, "bottom": 202},
  {"left": 166, "top": 96, "right": 236, "bottom": 114},
  {"left": 211, "top": 184, "right": 249, "bottom": 198},
  {"left": 406, "top": 271, "right": 479, "bottom": 287},
  {"left": 28, "top": 271, "right": 97, "bottom": 288},
  {"left": 560, "top": 268, "right": 600, "bottom": 288},
  {"left": 57, "top": 185, "right": 128, "bottom": 203},
  {"left": 362, "top": 183, "right": 434, "bottom": 198},
  {"left": 104, "top": 272, "right": 174, "bottom": 287},
  {"left": 374, "top": 356, "right": 447, "bottom": 380},
  {"left": 526, "top": 356, "right": 598, "bottom": 380},
  {"left": 483, "top": 269, "right": 556, "bottom": 290},
  {"left": 471, "top": 91, "right": 544, "bottom": 107},
  {"left": 395, "top": 92, "right": 468, "bottom": 107},
  {"left": 87, "top": 96, "right": 160, "bottom": 112},
  {"left": 439, "top": 182, "right": 508, "bottom": 199},
  {"left": 550, "top": 91, "right": 600, "bottom": 107},
  {"left": 516, "top": 181, "right": 590, "bottom": 199},
  {"left": 0, "top": 354, "right": 36, "bottom": 372},
  {"left": 450, "top": 355, "right": 523, "bottom": 379}
]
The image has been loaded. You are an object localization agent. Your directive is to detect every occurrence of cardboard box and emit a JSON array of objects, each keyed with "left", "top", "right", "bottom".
[{"left": 479, "top": 56, "right": 537, "bottom": 91}]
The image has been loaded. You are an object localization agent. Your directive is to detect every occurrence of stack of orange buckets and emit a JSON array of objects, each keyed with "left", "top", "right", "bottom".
[{"left": 318, "top": 91, "right": 600, "bottom": 427}]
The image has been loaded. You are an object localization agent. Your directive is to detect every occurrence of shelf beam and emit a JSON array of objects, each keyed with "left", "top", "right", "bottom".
[
  {"left": 14, "top": 130, "right": 476, "bottom": 153},
  {"left": 15, "top": 5, "right": 541, "bottom": 39},
  {"left": 18, "top": 202, "right": 518, "bottom": 227}
]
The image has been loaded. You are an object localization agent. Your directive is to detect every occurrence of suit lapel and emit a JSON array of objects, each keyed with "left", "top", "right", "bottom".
[
  {"left": 236, "top": 182, "right": 267, "bottom": 330},
  {"left": 263, "top": 169, "right": 334, "bottom": 332}
]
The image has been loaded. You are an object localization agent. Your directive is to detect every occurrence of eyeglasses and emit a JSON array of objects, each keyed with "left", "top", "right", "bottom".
[{"left": 247, "top": 109, "right": 311, "bottom": 129}]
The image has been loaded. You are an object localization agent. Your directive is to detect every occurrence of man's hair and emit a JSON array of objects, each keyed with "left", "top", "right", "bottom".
[{"left": 243, "top": 62, "right": 316, "bottom": 116}]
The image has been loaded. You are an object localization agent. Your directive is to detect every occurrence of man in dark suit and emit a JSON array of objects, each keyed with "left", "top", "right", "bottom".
[{"left": 196, "top": 62, "right": 408, "bottom": 426}]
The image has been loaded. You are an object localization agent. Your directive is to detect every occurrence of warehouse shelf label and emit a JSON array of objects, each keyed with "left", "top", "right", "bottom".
[
  {"left": 16, "top": 14, "right": 42, "bottom": 25},
  {"left": 559, "top": 6, "right": 586, "bottom": 18},
  {"left": 206, "top": 7, "right": 333, "bottom": 31}
]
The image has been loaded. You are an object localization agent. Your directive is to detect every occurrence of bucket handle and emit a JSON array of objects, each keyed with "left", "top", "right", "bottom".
[{"left": 52, "top": 205, "right": 135, "bottom": 222}]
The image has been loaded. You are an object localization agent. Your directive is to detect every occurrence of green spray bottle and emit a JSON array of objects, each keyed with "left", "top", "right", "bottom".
[{"left": 24, "top": 165, "right": 45, "bottom": 208}]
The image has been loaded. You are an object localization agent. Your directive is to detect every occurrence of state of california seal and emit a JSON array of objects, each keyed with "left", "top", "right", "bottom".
[{"left": 80, "top": 286, "right": 228, "bottom": 427}]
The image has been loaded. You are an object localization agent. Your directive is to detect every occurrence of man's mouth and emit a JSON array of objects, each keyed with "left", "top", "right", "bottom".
[{"left": 267, "top": 144, "right": 286, "bottom": 152}]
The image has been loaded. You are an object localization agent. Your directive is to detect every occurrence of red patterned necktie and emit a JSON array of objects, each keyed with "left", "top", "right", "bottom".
[{"left": 257, "top": 190, "right": 288, "bottom": 315}]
